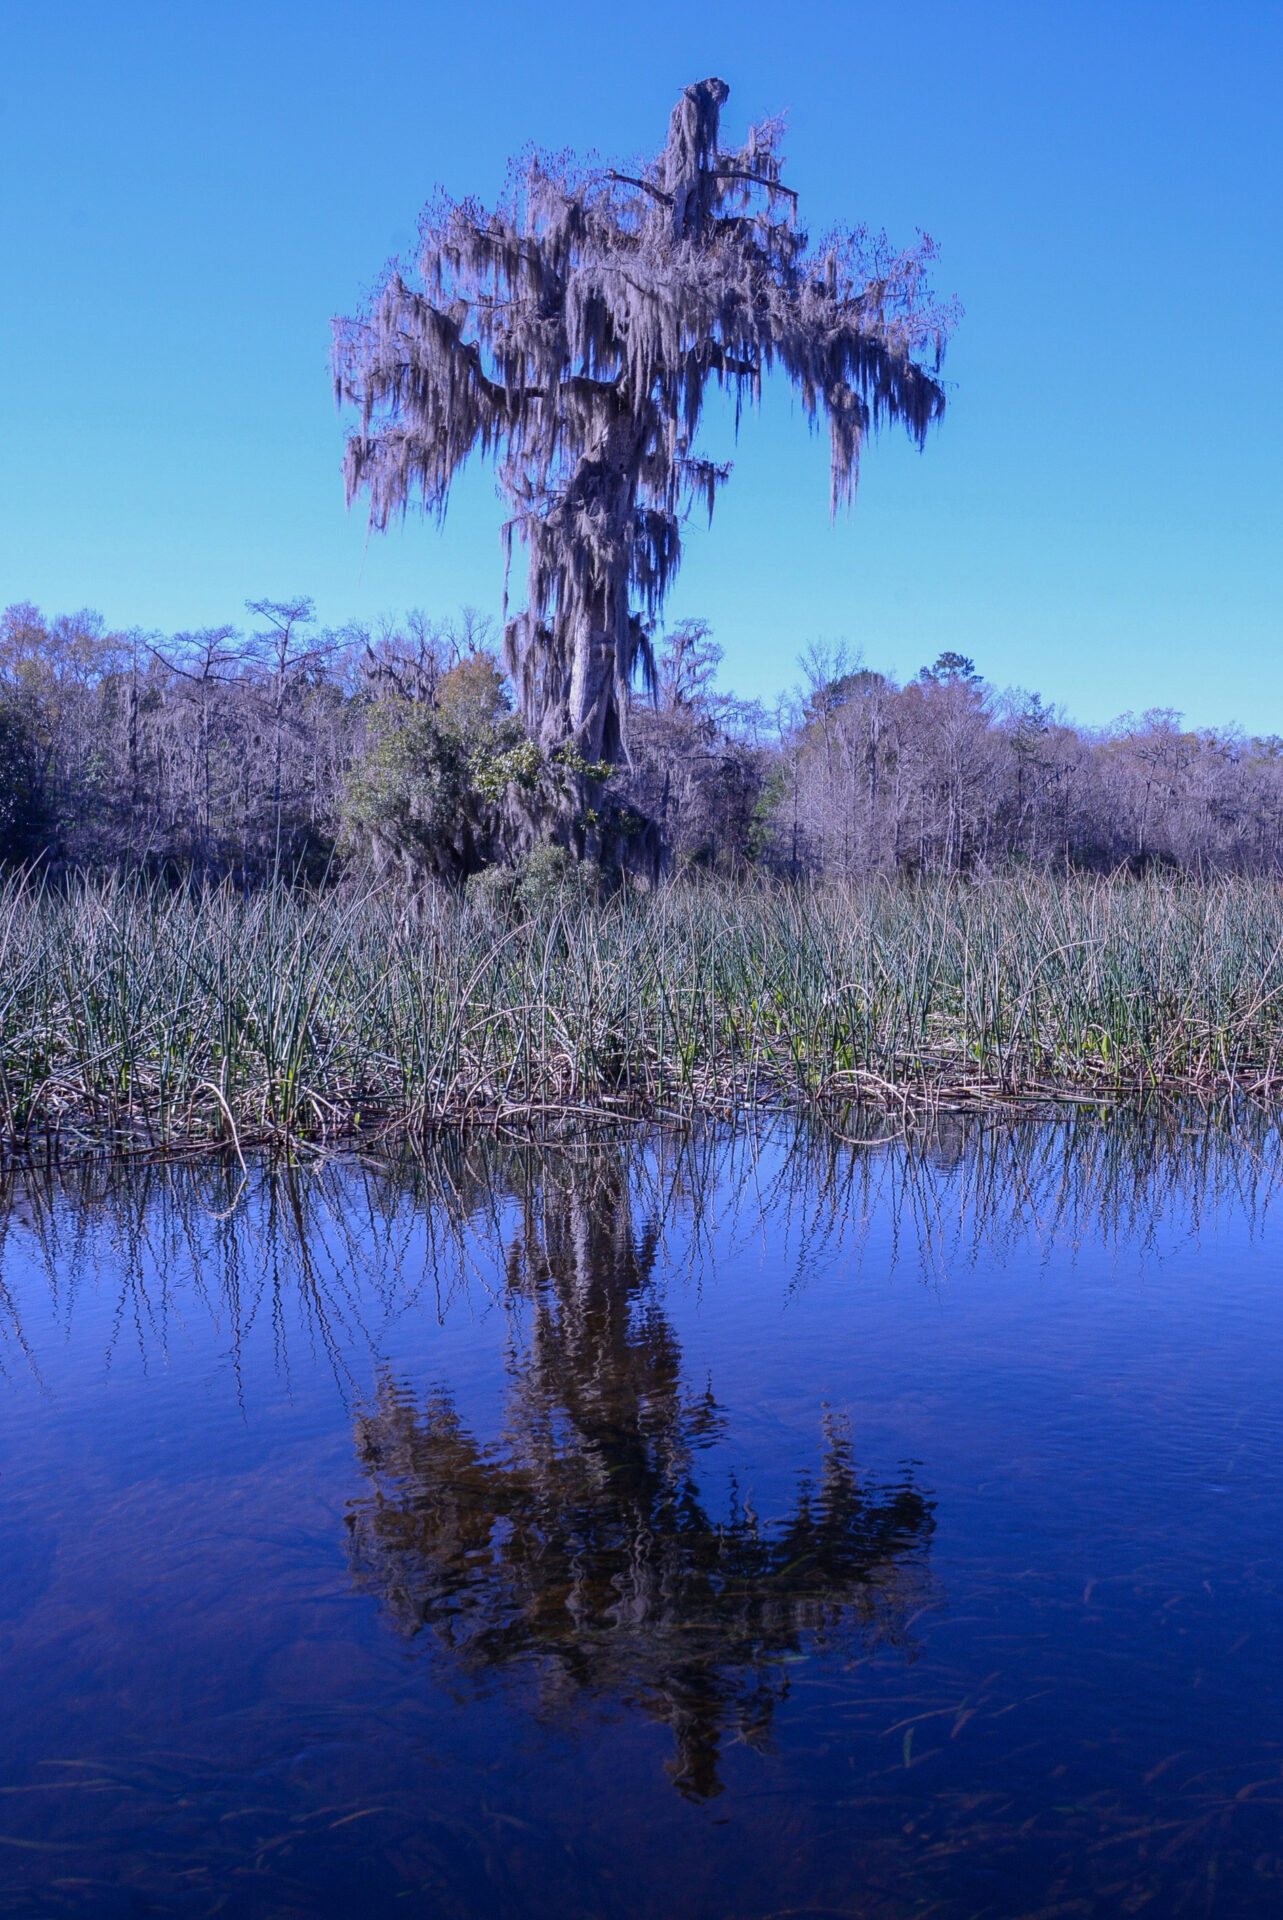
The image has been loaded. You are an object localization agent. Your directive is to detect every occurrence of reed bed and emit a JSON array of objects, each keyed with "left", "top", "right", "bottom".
[{"left": 3, "top": 871, "right": 1283, "bottom": 1154}]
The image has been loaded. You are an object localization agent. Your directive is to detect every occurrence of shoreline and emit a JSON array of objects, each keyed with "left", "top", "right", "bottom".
[{"left": 5, "top": 870, "right": 1283, "bottom": 1162}]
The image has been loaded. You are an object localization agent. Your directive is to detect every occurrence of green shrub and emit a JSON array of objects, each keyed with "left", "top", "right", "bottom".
[
  {"left": 466, "top": 843, "right": 605, "bottom": 917},
  {"left": 343, "top": 654, "right": 529, "bottom": 881}
]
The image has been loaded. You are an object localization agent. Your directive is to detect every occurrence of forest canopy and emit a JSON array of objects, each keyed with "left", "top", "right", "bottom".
[{"left": 6, "top": 597, "right": 1283, "bottom": 886}]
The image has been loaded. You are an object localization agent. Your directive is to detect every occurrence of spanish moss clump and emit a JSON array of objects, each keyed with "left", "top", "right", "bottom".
[{"left": 333, "top": 79, "right": 954, "bottom": 853}]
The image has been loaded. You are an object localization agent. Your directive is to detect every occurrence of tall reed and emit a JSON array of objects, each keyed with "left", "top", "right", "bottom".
[{"left": 4, "top": 872, "right": 1283, "bottom": 1152}]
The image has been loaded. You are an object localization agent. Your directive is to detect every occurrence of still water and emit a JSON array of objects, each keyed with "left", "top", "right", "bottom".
[{"left": 1, "top": 1116, "right": 1282, "bottom": 1917}]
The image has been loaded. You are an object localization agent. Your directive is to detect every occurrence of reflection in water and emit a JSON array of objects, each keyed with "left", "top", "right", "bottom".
[
  {"left": 346, "top": 1153, "right": 933, "bottom": 1797},
  {"left": 4, "top": 1101, "right": 1279, "bottom": 1385},
  {"left": 1, "top": 1107, "right": 1283, "bottom": 1910}
]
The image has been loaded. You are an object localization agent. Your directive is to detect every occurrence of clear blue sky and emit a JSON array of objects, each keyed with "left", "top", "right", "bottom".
[{"left": 3, "top": 0, "right": 1279, "bottom": 730}]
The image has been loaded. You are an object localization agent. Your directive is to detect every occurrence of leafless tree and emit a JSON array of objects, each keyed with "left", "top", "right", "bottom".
[
  {"left": 149, "top": 628, "right": 246, "bottom": 877},
  {"left": 245, "top": 597, "right": 340, "bottom": 870},
  {"left": 625, "top": 621, "right": 766, "bottom": 870}
]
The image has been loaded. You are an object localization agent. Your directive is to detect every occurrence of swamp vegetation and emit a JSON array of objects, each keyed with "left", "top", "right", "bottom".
[
  {"left": 6, "top": 871, "right": 1283, "bottom": 1156},
  {"left": 7, "top": 68, "right": 1283, "bottom": 1920},
  {"left": 7, "top": 597, "right": 1283, "bottom": 888}
]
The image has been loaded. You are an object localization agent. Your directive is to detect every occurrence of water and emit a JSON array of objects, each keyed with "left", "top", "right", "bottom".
[{"left": 1, "top": 1116, "right": 1282, "bottom": 1916}]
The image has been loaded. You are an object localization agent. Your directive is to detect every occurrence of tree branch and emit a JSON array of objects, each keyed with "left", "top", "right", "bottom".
[
  {"left": 606, "top": 170, "right": 674, "bottom": 206},
  {"left": 704, "top": 345, "right": 759, "bottom": 379},
  {"left": 456, "top": 337, "right": 549, "bottom": 412},
  {"left": 712, "top": 167, "right": 798, "bottom": 203}
]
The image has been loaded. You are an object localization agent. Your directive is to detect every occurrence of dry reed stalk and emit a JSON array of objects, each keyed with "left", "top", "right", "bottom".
[{"left": 0, "top": 872, "right": 1281, "bottom": 1157}]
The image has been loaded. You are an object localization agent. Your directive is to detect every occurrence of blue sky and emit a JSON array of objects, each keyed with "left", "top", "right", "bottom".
[{"left": 3, "top": 0, "right": 1279, "bottom": 729}]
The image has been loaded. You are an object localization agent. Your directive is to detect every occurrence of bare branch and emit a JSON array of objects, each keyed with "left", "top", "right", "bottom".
[{"left": 605, "top": 170, "right": 674, "bottom": 206}]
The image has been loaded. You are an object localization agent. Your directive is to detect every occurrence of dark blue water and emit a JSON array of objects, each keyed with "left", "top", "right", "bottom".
[{"left": 1, "top": 1118, "right": 1282, "bottom": 1916}]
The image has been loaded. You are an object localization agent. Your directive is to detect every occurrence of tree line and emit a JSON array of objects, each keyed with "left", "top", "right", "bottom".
[
  {"left": 770, "top": 646, "right": 1283, "bottom": 878},
  {"left": 3, "top": 597, "right": 1281, "bottom": 884}
]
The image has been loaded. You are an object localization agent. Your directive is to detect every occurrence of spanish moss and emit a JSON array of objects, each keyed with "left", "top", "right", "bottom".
[{"left": 332, "top": 80, "right": 954, "bottom": 816}]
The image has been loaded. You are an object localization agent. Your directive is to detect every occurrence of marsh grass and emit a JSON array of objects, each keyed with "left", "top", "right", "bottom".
[{"left": 4, "top": 871, "right": 1283, "bottom": 1154}]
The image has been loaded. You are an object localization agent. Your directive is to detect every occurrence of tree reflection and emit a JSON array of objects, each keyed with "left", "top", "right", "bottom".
[
  {"left": 345, "top": 1151, "right": 935, "bottom": 1798},
  {"left": 4, "top": 1100, "right": 1275, "bottom": 1798}
]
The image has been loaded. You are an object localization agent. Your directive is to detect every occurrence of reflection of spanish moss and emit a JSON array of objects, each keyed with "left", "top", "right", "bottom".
[{"left": 346, "top": 1153, "right": 935, "bottom": 1799}]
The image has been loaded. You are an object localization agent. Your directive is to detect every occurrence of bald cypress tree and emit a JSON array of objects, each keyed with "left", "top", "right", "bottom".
[{"left": 334, "top": 78, "right": 954, "bottom": 860}]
